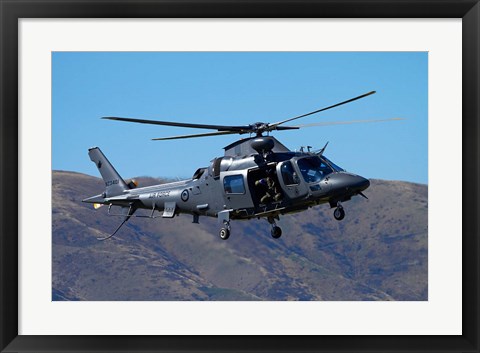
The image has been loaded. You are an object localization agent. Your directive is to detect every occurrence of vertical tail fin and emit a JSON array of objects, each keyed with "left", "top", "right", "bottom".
[{"left": 88, "top": 147, "right": 128, "bottom": 197}]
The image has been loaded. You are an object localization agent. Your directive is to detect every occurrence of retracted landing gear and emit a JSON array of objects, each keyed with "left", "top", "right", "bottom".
[
  {"left": 333, "top": 202, "right": 345, "bottom": 221},
  {"left": 219, "top": 220, "right": 231, "bottom": 240},
  {"left": 268, "top": 216, "right": 282, "bottom": 239}
]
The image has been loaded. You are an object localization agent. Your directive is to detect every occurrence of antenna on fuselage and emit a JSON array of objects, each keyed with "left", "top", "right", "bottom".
[{"left": 316, "top": 141, "right": 329, "bottom": 156}]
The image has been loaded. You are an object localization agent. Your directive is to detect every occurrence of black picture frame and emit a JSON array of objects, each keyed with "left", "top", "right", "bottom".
[{"left": 1, "top": 1, "right": 478, "bottom": 352}]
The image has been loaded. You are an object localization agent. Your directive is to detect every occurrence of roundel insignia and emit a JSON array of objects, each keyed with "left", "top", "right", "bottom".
[{"left": 181, "top": 189, "right": 189, "bottom": 202}]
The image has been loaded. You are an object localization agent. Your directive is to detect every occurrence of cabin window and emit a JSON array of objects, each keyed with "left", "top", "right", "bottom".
[
  {"left": 224, "top": 175, "right": 245, "bottom": 194},
  {"left": 280, "top": 161, "right": 300, "bottom": 186}
]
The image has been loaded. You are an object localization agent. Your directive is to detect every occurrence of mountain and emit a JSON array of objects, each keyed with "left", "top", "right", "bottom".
[{"left": 52, "top": 171, "right": 427, "bottom": 301}]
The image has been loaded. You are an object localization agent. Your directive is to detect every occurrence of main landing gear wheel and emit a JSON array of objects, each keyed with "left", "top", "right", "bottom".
[
  {"left": 219, "top": 220, "right": 231, "bottom": 240},
  {"left": 219, "top": 227, "right": 230, "bottom": 240},
  {"left": 334, "top": 207, "right": 345, "bottom": 221},
  {"left": 271, "top": 226, "right": 282, "bottom": 239}
]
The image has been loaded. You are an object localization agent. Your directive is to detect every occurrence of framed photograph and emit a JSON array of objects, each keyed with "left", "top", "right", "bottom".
[{"left": 1, "top": 0, "right": 478, "bottom": 352}]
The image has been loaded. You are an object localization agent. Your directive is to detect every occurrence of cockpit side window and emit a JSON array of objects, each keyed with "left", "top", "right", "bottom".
[
  {"left": 281, "top": 161, "right": 300, "bottom": 186},
  {"left": 297, "top": 157, "right": 333, "bottom": 183}
]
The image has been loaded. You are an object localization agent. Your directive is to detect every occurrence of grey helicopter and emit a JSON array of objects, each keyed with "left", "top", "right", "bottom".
[{"left": 83, "top": 90, "right": 401, "bottom": 240}]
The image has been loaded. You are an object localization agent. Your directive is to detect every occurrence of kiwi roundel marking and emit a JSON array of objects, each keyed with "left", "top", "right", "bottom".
[{"left": 181, "top": 189, "right": 189, "bottom": 202}]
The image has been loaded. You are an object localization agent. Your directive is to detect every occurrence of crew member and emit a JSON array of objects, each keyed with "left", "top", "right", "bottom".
[{"left": 255, "top": 170, "right": 282, "bottom": 204}]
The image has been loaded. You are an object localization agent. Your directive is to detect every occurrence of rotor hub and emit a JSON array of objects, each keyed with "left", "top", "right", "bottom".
[{"left": 249, "top": 122, "right": 270, "bottom": 135}]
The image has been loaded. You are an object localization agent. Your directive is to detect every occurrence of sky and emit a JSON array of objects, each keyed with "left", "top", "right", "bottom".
[{"left": 52, "top": 52, "right": 427, "bottom": 184}]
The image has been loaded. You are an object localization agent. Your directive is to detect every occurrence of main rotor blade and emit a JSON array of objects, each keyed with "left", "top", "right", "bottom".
[
  {"left": 275, "top": 126, "right": 301, "bottom": 131},
  {"left": 102, "top": 117, "right": 250, "bottom": 132},
  {"left": 291, "top": 117, "right": 405, "bottom": 128},
  {"left": 270, "top": 91, "right": 376, "bottom": 128},
  {"left": 152, "top": 130, "right": 240, "bottom": 141}
]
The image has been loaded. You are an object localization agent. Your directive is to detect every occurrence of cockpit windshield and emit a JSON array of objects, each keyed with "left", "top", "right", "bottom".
[
  {"left": 297, "top": 156, "right": 334, "bottom": 183},
  {"left": 322, "top": 155, "right": 345, "bottom": 172}
]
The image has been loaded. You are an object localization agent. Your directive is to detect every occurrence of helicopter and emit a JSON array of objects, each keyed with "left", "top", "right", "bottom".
[{"left": 83, "top": 90, "right": 401, "bottom": 241}]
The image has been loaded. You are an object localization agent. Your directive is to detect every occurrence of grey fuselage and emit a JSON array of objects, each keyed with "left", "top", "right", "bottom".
[{"left": 92, "top": 137, "right": 370, "bottom": 222}]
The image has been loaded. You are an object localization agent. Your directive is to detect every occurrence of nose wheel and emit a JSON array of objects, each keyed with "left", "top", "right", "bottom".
[
  {"left": 333, "top": 205, "right": 345, "bottom": 221},
  {"left": 271, "top": 226, "right": 282, "bottom": 239}
]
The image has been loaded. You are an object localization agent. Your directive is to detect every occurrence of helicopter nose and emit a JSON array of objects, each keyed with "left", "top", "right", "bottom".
[
  {"left": 354, "top": 175, "right": 370, "bottom": 191},
  {"left": 328, "top": 173, "right": 370, "bottom": 194}
]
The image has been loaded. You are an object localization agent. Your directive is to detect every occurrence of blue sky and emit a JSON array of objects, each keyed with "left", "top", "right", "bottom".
[{"left": 52, "top": 52, "right": 427, "bottom": 184}]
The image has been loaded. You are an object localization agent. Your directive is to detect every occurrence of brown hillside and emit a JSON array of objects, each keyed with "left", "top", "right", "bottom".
[{"left": 52, "top": 171, "right": 427, "bottom": 301}]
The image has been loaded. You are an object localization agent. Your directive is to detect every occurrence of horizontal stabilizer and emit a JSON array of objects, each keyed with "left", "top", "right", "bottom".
[{"left": 82, "top": 193, "right": 106, "bottom": 204}]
